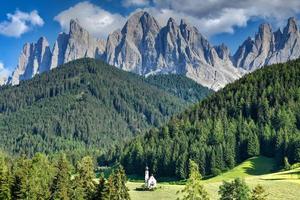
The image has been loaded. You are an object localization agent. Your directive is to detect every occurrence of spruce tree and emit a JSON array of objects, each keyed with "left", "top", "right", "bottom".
[
  {"left": 107, "top": 164, "right": 130, "bottom": 200},
  {"left": 11, "top": 157, "right": 31, "bottom": 200},
  {"left": 247, "top": 133, "right": 260, "bottom": 157},
  {"left": 70, "top": 176, "right": 85, "bottom": 200},
  {"left": 251, "top": 185, "right": 268, "bottom": 200},
  {"left": 219, "top": 178, "right": 250, "bottom": 200},
  {"left": 0, "top": 155, "right": 11, "bottom": 200},
  {"left": 29, "top": 153, "right": 53, "bottom": 199},
  {"left": 93, "top": 174, "right": 108, "bottom": 200},
  {"left": 76, "top": 156, "right": 96, "bottom": 199},
  {"left": 177, "top": 160, "right": 209, "bottom": 200},
  {"left": 50, "top": 154, "right": 72, "bottom": 200}
]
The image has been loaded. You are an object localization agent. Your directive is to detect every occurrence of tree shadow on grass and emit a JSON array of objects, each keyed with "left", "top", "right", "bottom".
[{"left": 244, "top": 156, "right": 277, "bottom": 176}]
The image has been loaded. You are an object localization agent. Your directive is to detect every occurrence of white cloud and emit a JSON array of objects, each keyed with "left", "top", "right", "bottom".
[
  {"left": 139, "top": 7, "right": 248, "bottom": 37},
  {"left": 0, "top": 62, "right": 11, "bottom": 82},
  {"left": 134, "top": 0, "right": 300, "bottom": 37},
  {"left": 122, "top": 0, "right": 150, "bottom": 7},
  {"left": 54, "top": 1, "right": 127, "bottom": 39},
  {"left": 0, "top": 10, "right": 44, "bottom": 37},
  {"left": 55, "top": 0, "right": 300, "bottom": 39}
]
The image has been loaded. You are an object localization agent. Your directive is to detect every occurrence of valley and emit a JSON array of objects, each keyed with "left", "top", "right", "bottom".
[
  {"left": 127, "top": 156, "right": 300, "bottom": 200},
  {"left": 1, "top": 2, "right": 300, "bottom": 199}
]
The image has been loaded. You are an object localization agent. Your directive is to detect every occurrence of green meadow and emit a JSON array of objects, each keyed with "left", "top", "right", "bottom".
[{"left": 127, "top": 156, "right": 300, "bottom": 200}]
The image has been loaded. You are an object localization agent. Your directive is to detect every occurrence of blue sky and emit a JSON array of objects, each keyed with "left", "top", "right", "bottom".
[{"left": 0, "top": 0, "right": 300, "bottom": 76}]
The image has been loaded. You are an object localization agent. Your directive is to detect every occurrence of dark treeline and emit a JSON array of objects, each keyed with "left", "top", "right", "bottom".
[
  {"left": 0, "top": 151, "right": 130, "bottom": 200},
  {"left": 0, "top": 58, "right": 210, "bottom": 161},
  {"left": 104, "top": 59, "right": 300, "bottom": 178},
  {"left": 145, "top": 74, "right": 211, "bottom": 103}
]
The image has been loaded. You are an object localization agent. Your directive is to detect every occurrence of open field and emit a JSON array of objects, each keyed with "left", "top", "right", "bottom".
[{"left": 127, "top": 156, "right": 300, "bottom": 200}]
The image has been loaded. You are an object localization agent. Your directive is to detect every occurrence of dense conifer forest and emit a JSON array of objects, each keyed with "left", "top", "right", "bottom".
[
  {"left": 0, "top": 151, "right": 131, "bottom": 200},
  {"left": 145, "top": 74, "right": 211, "bottom": 103},
  {"left": 105, "top": 59, "right": 300, "bottom": 179},
  {"left": 0, "top": 58, "right": 211, "bottom": 160}
]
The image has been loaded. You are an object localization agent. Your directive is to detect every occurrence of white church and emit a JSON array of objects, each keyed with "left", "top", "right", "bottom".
[{"left": 145, "top": 166, "right": 157, "bottom": 189}]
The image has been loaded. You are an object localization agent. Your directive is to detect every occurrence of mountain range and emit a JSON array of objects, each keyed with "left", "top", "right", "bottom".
[{"left": 3, "top": 12, "right": 300, "bottom": 90}]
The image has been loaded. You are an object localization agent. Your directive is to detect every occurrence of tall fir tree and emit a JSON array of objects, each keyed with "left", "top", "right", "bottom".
[
  {"left": 93, "top": 174, "right": 108, "bottom": 200},
  {"left": 76, "top": 156, "right": 96, "bottom": 199},
  {"left": 106, "top": 165, "right": 130, "bottom": 200},
  {"left": 50, "top": 154, "right": 72, "bottom": 200},
  {"left": 177, "top": 160, "right": 209, "bottom": 200},
  {"left": 11, "top": 156, "right": 31, "bottom": 200},
  {"left": 251, "top": 185, "right": 268, "bottom": 200},
  {"left": 0, "top": 155, "right": 11, "bottom": 200},
  {"left": 219, "top": 178, "right": 250, "bottom": 200}
]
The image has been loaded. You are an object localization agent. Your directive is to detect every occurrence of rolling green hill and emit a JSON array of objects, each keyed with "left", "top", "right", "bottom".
[
  {"left": 109, "top": 58, "right": 300, "bottom": 178},
  {"left": 203, "top": 156, "right": 276, "bottom": 183},
  {"left": 0, "top": 58, "right": 211, "bottom": 159}
]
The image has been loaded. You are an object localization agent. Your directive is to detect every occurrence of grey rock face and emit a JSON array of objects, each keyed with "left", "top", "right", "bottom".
[
  {"left": 10, "top": 37, "right": 52, "bottom": 85},
  {"left": 64, "top": 19, "right": 104, "bottom": 63},
  {"left": 50, "top": 32, "right": 69, "bottom": 70},
  {"left": 234, "top": 17, "right": 300, "bottom": 71},
  {"left": 104, "top": 12, "right": 240, "bottom": 90},
  {"left": 105, "top": 11, "right": 161, "bottom": 74},
  {"left": 9, "top": 12, "right": 299, "bottom": 90},
  {"left": 11, "top": 19, "right": 106, "bottom": 85}
]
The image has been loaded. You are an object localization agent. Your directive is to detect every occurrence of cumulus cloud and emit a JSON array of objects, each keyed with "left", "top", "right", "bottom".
[
  {"left": 55, "top": 0, "right": 300, "bottom": 39},
  {"left": 140, "top": 7, "right": 248, "bottom": 36},
  {"left": 122, "top": 0, "right": 149, "bottom": 7},
  {"left": 54, "top": 1, "right": 127, "bottom": 39},
  {"left": 0, "top": 62, "right": 11, "bottom": 82},
  {"left": 132, "top": 0, "right": 300, "bottom": 37},
  {"left": 0, "top": 10, "right": 44, "bottom": 37}
]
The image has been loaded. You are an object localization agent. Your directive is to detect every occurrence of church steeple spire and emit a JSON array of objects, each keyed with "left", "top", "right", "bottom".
[{"left": 145, "top": 166, "right": 149, "bottom": 185}]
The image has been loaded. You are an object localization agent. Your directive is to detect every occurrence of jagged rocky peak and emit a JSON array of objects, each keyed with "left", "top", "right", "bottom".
[
  {"left": 64, "top": 18, "right": 105, "bottom": 63},
  {"left": 10, "top": 37, "right": 52, "bottom": 85},
  {"left": 50, "top": 32, "right": 69, "bottom": 70},
  {"left": 179, "top": 19, "right": 193, "bottom": 40},
  {"left": 35, "top": 37, "right": 52, "bottom": 73},
  {"left": 258, "top": 23, "right": 272, "bottom": 35},
  {"left": 105, "top": 11, "right": 162, "bottom": 73},
  {"left": 255, "top": 23, "right": 273, "bottom": 44},
  {"left": 121, "top": 11, "right": 160, "bottom": 40},
  {"left": 69, "top": 19, "right": 90, "bottom": 39},
  {"left": 284, "top": 17, "right": 298, "bottom": 34},
  {"left": 214, "top": 43, "right": 230, "bottom": 60},
  {"left": 234, "top": 17, "right": 300, "bottom": 71}
]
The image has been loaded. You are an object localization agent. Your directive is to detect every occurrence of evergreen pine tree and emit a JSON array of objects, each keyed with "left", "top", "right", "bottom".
[
  {"left": 251, "top": 185, "right": 268, "bottom": 200},
  {"left": 219, "top": 178, "right": 250, "bottom": 200},
  {"left": 76, "top": 156, "right": 96, "bottom": 199},
  {"left": 177, "top": 160, "right": 209, "bottom": 200},
  {"left": 93, "top": 174, "right": 107, "bottom": 200},
  {"left": 70, "top": 176, "right": 85, "bottom": 200},
  {"left": 283, "top": 157, "right": 291, "bottom": 170},
  {"left": 107, "top": 165, "right": 130, "bottom": 200},
  {"left": 11, "top": 157, "right": 31, "bottom": 200},
  {"left": 0, "top": 155, "right": 11, "bottom": 200},
  {"left": 50, "top": 154, "right": 72, "bottom": 200},
  {"left": 247, "top": 133, "right": 260, "bottom": 157}
]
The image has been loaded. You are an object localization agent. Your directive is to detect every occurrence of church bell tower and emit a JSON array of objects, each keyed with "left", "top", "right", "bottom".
[{"left": 145, "top": 166, "right": 149, "bottom": 184}]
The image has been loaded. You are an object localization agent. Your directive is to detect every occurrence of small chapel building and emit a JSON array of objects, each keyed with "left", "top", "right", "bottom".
[{"left": 145, "top": 166, "right": 157, "bottom": 189}]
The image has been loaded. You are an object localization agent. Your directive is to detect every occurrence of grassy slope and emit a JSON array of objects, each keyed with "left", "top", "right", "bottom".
[
  {"left": 203, "top": 156, "right": 277, "bottom": 183},
  {"left": 127, "top": 156, "right": 300, "bottom": 200}
]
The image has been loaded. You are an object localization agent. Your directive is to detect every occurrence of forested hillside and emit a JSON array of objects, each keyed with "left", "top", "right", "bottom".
[
  {"left": 107, "top": 59, "right": 300, "bottom": 178},
  {"left": 0, "top": 58, "right": 211, "bottom": 160},
  {"left": 146, "top": 74, "right": 211, "bottom": 103}
]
